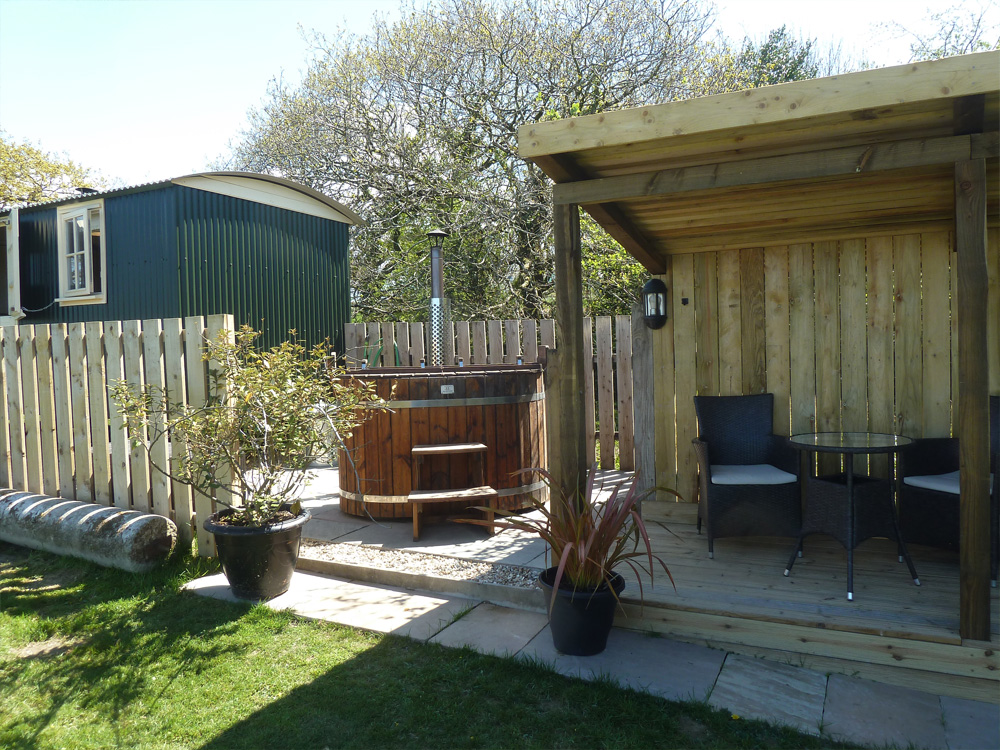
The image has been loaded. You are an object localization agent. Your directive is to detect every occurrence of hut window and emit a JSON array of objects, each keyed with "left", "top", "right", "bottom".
[{"left": 56, "top": 200, "right": 105, "bottom": 305}]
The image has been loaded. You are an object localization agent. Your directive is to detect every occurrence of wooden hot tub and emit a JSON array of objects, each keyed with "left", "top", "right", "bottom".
[{"left": 337, "top": 365, "right": 547, "bottom": 519}]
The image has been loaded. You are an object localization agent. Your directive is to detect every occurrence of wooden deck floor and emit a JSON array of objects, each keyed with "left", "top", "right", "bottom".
[{"left": 619, "top": 501, "right": 1000, "bottom": 703}]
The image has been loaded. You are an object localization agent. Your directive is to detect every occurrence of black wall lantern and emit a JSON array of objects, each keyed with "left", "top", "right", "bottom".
[{"left": 642, "top": 278, "right": 668, "bottom": 329}]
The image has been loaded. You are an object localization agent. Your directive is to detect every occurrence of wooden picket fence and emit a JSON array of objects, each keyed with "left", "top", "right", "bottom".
[
  {"left": 0, "top": 312, "right": 642, "bottom": 558},
  {"left": 0, "top": 314, "right": 235, "bottom": 556},
  {"left": 344, "top": 316, "right": 640, "bottom": 471}
]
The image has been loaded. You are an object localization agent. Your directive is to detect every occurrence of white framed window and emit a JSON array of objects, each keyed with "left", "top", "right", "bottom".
[
  {"left": 0, "top": 207, "right": 25, "bottom": 321},
  {"left": 56, "top": 200, "right": 106, "bottom": 305}
]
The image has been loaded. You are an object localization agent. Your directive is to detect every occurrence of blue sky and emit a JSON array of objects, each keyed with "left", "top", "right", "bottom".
[{"left": 1, "top": 0, "right": 995, "bottom": 186}]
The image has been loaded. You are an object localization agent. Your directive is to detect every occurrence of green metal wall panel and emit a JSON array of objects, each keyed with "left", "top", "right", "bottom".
[
  {"left": 173, "top": 186, "right": 350, "bottom": 353},
  {"left": 14, "top": 183, "right": 351, "bottom": 357},
  {"left": 17, "top": 190, "right": 178, "bottom": 325}
]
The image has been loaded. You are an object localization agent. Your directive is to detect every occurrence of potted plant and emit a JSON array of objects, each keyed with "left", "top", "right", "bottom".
[
  {"left": 467, "top": 466, "right": 676, "bottom": 655},
  {"left": 113, "top": 326, "right": 386, "bottom": 601}
]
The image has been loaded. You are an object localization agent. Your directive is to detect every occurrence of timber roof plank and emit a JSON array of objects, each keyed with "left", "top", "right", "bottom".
[
  {"left": 520, "top": 52, "right": 998, "bottom": 159},
  {"left": 520, "top": 51, "right": 999, "bottom": 264}
]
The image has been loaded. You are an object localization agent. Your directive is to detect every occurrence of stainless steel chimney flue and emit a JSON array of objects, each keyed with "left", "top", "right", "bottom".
[{"left": 427, "top": 229, "right": 450, "bottom": 366}]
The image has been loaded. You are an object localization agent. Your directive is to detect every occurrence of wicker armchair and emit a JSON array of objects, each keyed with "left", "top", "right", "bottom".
[
  {"left": 899, "top": 395, "right": 999, "bottom": 585},
  {"left": 692, "top": 394, "right": 801, "bottom": 558}
]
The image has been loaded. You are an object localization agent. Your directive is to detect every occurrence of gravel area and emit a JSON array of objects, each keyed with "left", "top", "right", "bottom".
[{"left": 300, "top": 539, "right": 541, "bottom": 588}]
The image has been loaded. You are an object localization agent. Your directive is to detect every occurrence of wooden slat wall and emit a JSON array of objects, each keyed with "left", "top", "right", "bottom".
[
  {"left": 0, "top": 314, "right": 233, "bottom": 556},
  {"left": 650, "top": 229, "right": 999, "bottom": 501},
  {"left": 343, "top": 226, "right": 997, "bottom": 491},
  {"left": 346, "top": 317, "right": 639, "bottom": 471}
]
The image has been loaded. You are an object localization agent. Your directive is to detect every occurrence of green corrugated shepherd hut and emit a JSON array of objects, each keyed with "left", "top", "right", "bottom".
[{"left": 0, "top": 172, "right": 361, "bottom": 352}]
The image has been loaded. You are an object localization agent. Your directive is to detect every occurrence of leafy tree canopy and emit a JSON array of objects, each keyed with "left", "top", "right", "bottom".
[
  {"left": 735, "top": 25, "right": 819, "bottom": 86},
  {"left": 888, "top": 2, "right": 999, "bottom": 60},
  {"left": 0, "top": 131, "right": 106, "bottom": 211},
  {"left": 225, "top": 0, "right": 838, "bottom": 321}
]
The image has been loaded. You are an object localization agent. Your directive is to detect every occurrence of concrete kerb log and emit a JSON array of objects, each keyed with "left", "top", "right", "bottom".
[{"left": 0, "top": 490, "right": 177, "bottom": 572}]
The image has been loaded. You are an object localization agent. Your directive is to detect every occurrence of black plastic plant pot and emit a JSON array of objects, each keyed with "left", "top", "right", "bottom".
[
  {"left": 537, "top": 567, "right": 625, "bottom": 656},
  {"left": 203, "top": 509, "right": 312, "bottom": 601}
]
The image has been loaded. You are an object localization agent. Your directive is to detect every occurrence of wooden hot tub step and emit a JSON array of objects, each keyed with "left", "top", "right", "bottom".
[
  {"left": 408, "top": 486, "right": 498, "bottom": 541},
  {"left": 411, "top": 442, "right": 487, "bottom": 455}
]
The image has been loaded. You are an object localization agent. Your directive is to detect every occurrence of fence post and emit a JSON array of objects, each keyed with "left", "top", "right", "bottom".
[
  {"left": 616, "top": 314, "right": 635, "bottom": 471},
  {"left": 521, "top": 319, "right": 538, "bottom": 363},
  {"left": 631, "top": 303, "right": 654, "bottom": 499},
  {"left": 51, "top": 324, "right": 74, "bottom": 499},
  {"left": 504, "top": 320, "right": 520, "bottom": 364},
  {"left": 68, "top": 324, "right": 93, "bottom": 503},
  {"left": 471, "top": 321, "right": 487, "bottom": 364},
  {"left": 205, "top": 314, "right": 236, "bottom": 538},
  {"left": 595, "top": 316, "right": 615, "bottom": 469},
  {"left": 582, "top": 317, "right": 596, "bottom": 463},
  {"left": 106, "top": 321, "right": 131, "bottom": 511},
  {"left": 35, "top": 325, "right": 59, "bottom": 498},
  {"left": 19, "top": 324, "right": 43, "bottom": 495},
  {"left": 123, "top": 320, "right": 149, "bottom": 511},
  {"left": 410, "top": 322, "right": 425, "bottom": 365},
  {"left": 344, "top": 323, "right": 365, "bottom": 367},
  {"left": 455, "top": 321, "right": 471, "bottom": 365},
  {"left": 185, "top": 315, "right": 215, "bottom": 555},
  {"left": 487, "top": 321, "right": 503, "bottom": 364},
  {"left": 162, "top": 318, "right": 192, "bottom": 538},
  {"left": 85, "top": 321, "right": 112, "bottom": 505}
]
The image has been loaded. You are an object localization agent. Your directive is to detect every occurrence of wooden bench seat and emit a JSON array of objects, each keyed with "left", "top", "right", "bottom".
[
  {"left": 408, "top": 486, "right": 498, "bottom": 503},
  {"left": 409, "top": 442, "right": 494, "bottom": 541},
  {"left": 408, "top": 486, "right": 497, "bottom": 541}
]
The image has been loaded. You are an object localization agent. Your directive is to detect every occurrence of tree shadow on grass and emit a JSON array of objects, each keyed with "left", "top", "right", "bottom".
[
  {"left": 196, "top": 636, "right": 840, "bottom": 750},
  {"left": 0, "top": 542, "right": 255, "bottom": 749}
]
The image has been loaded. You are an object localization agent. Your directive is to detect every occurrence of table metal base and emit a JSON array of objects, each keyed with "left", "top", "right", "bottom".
[{"left": 784, "top": 463, "right": 919, "bottom": 600}]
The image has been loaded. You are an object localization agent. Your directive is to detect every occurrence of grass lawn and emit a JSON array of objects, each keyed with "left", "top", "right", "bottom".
[{"left": 0, "top": 542, "right": 859, "bottom": 749}]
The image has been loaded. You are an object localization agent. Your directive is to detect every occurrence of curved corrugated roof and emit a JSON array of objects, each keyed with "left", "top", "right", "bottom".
[
  {"left": 202, "top": 171, "right": 362, "bottom": 224},
  {"left": 7, "top": 171, "right": 363, "bottom": 226}
]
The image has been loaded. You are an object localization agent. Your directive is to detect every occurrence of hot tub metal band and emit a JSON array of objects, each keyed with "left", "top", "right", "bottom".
[{"left": 380, "top": 391, "right": 544, "bottom": 410}]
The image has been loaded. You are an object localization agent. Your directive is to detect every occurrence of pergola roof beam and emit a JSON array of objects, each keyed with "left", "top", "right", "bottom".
[
  {"left": 554, "top": 132, "right": 998, "bottom": 206},
  {"left": 534, "top": 154, "right": 666, "bottom": 273}
]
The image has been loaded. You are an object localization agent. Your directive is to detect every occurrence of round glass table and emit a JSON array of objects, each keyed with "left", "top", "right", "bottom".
[{"left": 784, "top": 432, "right": 920, "bottom": 600}]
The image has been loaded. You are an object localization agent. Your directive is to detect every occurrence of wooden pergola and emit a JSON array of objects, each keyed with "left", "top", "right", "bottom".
[{"left": 521, "top": 52, "right": 999, "bottom": 640}]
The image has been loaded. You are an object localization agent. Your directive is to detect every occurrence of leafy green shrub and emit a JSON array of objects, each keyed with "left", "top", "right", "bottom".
[{"left": 112, "top": 326, "right": 387, "bottom": 526}]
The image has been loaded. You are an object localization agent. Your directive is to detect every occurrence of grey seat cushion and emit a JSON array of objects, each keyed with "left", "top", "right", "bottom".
[
  {"left": 710, "top": 464, "right": 797, "bottom": 486},
  {"left": 903, "top": 470, "right": 994, "bottom": 495}
]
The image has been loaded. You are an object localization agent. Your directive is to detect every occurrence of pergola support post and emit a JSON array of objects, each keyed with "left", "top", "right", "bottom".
[
  {"left": 955, "top": 157, "right": 990, "bottom": 641},
  {"left": 546, "top": 202, "right": 587, "bottom": 514}
]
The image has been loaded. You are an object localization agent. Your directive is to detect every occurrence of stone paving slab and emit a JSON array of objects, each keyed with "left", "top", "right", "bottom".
[
  {"left": 518, "top": 626, "right": 726, "bottom": 703},
  {"left": 184, "top": 571, "right": 473, "bottom": 641},
  {"left": 708, "top": 654, "right": 827, "bottom": 736},
  {"left": 429, "top": 602, "right": 548, "bottom": 656},
  {"left": 940, "top": 694, "right": 1000, "bottom": 750},
  {"left": 302, "top": 516, "right": 369, "bottom": 541},
  {"left": 299, "top": 497, "right": 345, "bottom": 522},
  {"left": 823, "top": 673, "right": 949, "bottom": 749}
]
